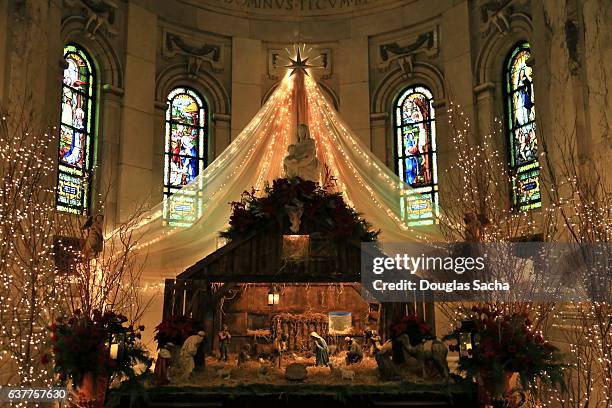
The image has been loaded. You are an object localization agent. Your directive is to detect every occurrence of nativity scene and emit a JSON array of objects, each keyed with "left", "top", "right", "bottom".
[
  {"left": 155, "top": 54, "right": 451, "bottom": 400},
  {"left": 0, "top": 1, "right": 609, "bottom": 407}
]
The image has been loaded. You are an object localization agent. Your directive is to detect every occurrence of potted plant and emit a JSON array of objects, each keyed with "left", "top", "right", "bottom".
[
  {"left": 44, "top": 310, "right": 150, "bottom": 408},
  {"left": 445, "top": 305, "right": 566, "bottom": 407}
]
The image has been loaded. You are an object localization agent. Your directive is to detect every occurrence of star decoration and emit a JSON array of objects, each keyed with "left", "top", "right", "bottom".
[{"left": 285, "top": 47, "right": 316, "bottom": 76}]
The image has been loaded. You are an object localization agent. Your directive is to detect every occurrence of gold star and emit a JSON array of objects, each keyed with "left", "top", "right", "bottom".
[{"left": 285, "top": 47, "right": 315, "bottom": 76}]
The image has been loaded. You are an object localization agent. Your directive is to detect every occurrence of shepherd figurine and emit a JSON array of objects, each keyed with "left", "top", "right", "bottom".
[{"left": 218, "top": 324, "right": 231, "bottom": 362}]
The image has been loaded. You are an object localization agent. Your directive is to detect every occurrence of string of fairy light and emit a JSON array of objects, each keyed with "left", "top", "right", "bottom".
[
  {"left": 131, "top": 77, "right": 294, "bottom": 250},
  {"left": 0, "top": 114, "right": 64, "bottom": 406},
  {"left": 438, "top": 101, "right": 610, "bottom": 405},
  {"left": 61, "top": 45, "right": 609, "bottom": 406},
  {"left": 304, "top": 75, "right": 437, "bottom": 242}
]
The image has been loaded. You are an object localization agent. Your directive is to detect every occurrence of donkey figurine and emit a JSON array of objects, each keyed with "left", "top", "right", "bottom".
[{"left": 393, "top": 333, "right": 449, "bottom": 380}]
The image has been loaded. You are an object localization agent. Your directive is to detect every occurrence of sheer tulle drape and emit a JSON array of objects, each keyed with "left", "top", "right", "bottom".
[{"left": 115, "top": 74, "right": 439, "bottom": 278}]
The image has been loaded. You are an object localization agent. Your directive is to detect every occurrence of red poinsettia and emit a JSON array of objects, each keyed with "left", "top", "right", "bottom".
[
  {"left": 45, "top": 310, "right": 137, "bottom": 385},
  {"left": 390, "top": 314, "right": 433, "bottom": 345},
  {"left": 444, "top": 305, "right": 566, "bottom": 394},
  {"left": 154, "top": 315, "right": 200, "bottom": 348}
]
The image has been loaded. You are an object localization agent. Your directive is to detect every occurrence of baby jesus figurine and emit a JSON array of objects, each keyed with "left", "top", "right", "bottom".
[{"left": 283, "top": 124, "right": 320, "bottom": 182}]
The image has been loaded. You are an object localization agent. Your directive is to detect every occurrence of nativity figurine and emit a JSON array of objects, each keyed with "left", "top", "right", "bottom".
[
  {"left": 218, "top": 324, "right": 231, "bottom": 362},
  {"left": 170, "top": 331, "right": 205, "bottom": 382},
  {"left": 273, "top": 332, "right": 288, "bottom": 368},
  {"left": 154, "top": 346, "right": 172, "bottom": 386},
  {"left": 345, "top": 336, "right": 363, "bottom": 365},
  {"left": 310, "top": 331, "right": 329, "bottom": 366},
  {"left": 285, "top": 204, "right": 304, "bottom": 233}
]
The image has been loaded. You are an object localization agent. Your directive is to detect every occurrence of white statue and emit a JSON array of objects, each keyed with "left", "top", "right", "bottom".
[
  {"left": 169, "top": 331, "right": 206, "bottom": 383},
  {"left": 285, "top": 204, "right": 304, "bottom": 233},
  {"left": 283, "top": 124, "right": 320, "bottom": 182}
]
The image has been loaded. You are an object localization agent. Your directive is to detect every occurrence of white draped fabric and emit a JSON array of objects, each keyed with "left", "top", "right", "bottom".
[{"left": 116, "top": 72, "right": 440, "bottom": 278}]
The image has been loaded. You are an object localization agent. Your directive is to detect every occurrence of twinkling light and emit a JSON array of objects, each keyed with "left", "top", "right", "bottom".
[{"left": 0, "top": 113, "right": 66, "bottom": 406}]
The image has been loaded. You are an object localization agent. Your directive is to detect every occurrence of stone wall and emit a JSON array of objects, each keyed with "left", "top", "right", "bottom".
[{"left": 2, "top": 0, "right": 607, "bottom": 230}]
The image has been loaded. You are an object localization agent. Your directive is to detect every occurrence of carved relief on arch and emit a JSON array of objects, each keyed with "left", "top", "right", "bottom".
[
  {"left": 161, "top": 29, "right": 225, "bottom": 77},
  {"left": 156, "top": 63, "right": 230, "bottom": 116},
  {"left": 61, "top": 18, "right": 123, "bottom": 90},
  {"left": 477, "top": 0, "right": 533, "bottom": 37},
  {"left": 376, "top": 27, "right": 439, "bottom": 77},
  {"left": 62, "top": 0, "right": 118, "bottom": 38},
  {"left": 371, "top": 62, "right": 446, "bottom": 114},
  {"left": 474, "top": 10, "right": 532, "bottom": 86}
]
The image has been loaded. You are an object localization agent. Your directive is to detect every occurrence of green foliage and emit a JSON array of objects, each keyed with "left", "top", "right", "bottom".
[{"left": 220, "top": 177, "right": 380, "bottom": 242}]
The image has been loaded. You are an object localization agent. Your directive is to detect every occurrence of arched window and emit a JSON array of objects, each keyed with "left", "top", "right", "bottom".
[
  {"left": 163, "top": 87, "right": 207, "bottom": 226},
  {"left": 394, "top": 85, "right": 438, "bottom": 225},
  {"left": 505, "top": 42, "right": 541, "bottom": 210},
  {"left": 57, "top": 43, "right": 97, "bottom": 214}
]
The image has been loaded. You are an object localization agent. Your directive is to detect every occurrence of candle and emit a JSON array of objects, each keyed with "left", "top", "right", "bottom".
[{"left": 110, "top": 343, "right": 119, "bottom": 360}]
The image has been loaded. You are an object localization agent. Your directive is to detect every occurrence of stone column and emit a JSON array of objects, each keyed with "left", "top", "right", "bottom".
[
  {"left": 98, "top": 85, "right": 124, "bottom": 230},
  {"left": 440, "top": 2, "right": 475, "bottom": 125},
  {"left": 231, "top": 38, "right": 261, "bottom": 140},
  {"left": 213, "top": 113, "right": 231, "bottom": 157},
  {"left": 579, "top": 0, "right": 611, "bottom": 164},
  {"left": 473, "top": 82, "right": 503, "bottom": 151},
  {"left": 370, "top": 112, "right": 389, "bottom": 165},
  {"left": 0, "top": 1, "right": 10, "bottom": 105},
  {"left": 152, "top": 101, "right": 168, "bottom": 211},
  {"left": 337, "top": 37, "right": 371, "bottom": 147},
  {"left": 438, "top": 2, "right": 475, "bottom": 213},
  {"left": 115, "top": 3, "right": 157, "bottom": 223}
]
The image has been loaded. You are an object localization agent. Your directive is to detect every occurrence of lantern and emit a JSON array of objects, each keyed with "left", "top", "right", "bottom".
[
  {"left": 459, "top": 320, "right": 477, "bottom": 358},
  {"left": 108, "top": 331, "right": 126, "bottom": 361},
  {"left": 268, "top": 286, "right": 280, "bottom": 306},
  {"left": 109, "top": 343, "right": 120, "bottom": 360}
]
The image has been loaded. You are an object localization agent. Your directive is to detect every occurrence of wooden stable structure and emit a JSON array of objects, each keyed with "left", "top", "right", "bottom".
[{"left": 162, "top": 226, "right": 436, "bottom": 354}]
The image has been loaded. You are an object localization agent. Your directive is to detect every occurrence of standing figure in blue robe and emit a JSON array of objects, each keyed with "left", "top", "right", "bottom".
[
  {"left": 180, "top": 131, "right": 199, "bottom": 183},
  {"left": 403, "top": 128, "right": 420, "bottom": 185},
  {"left": 310, "top": 332, "right": 329, "bottom": 366},
  {"left": 517, "top": 67, "right": 534, "bottom": 126}
]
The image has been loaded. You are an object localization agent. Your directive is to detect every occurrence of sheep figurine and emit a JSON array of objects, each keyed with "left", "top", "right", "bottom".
[
  {"left": 216, "top": 367, "right": 232, "bottom": 379},
  {"left": 329, "top": 363, "right": 355, "bottom": 381}
]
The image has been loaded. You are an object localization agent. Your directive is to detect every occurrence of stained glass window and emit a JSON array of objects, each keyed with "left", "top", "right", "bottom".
[
  {"left": 57, "top": 44, "right": 96, "bottom": 214},
  {"left": 394, "top": 85, "right": 438, "bottom": 226},
  {"left": 505, "top": 42, "right": 541, "bottom": 211},
  {"left": 163, "top": 87, "right": 207, "bottom": 227}
]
